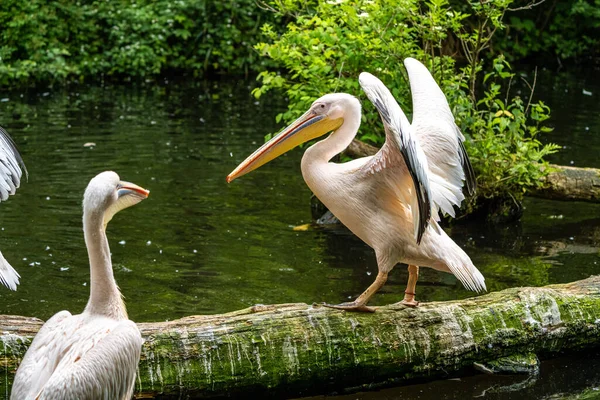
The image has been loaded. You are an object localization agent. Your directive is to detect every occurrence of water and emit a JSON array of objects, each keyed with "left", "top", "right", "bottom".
[
  {"left": 0, "top": 68, "right": 598, "bottom": 398},
  {"left": 526, "top": 66, "right": 600, "bottom": 168},
  {"left": 303, "top": 349, "right": 600, "bottom": 400}
]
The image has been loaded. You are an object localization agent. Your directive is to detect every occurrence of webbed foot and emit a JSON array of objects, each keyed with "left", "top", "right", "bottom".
[
  {"left": 398, "top": 299, "right": 420, "bottom": 308},
  {"left": 397, "top": 289, "right": 419, "bottom": 308}
]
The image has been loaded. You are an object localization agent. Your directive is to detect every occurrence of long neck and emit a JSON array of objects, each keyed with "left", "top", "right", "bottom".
[
  {"left": 83, "top": 211, "right": 128, "bottom": 320},
  {"left": 303, "top": 108, "right": 362, "bottom": 165}
]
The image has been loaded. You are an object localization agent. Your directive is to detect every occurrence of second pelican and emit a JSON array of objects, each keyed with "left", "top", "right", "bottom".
[{"left": 228, "top": 58, "right": 485, "bottom": 312}]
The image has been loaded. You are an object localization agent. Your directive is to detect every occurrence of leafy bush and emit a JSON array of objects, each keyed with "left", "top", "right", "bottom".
[
  {"left": 252, "top": 0, "right": 559, "bottom": 208},
  {"left": 0, "top": 0, "right": 277, "bottom": 87},
  {"left": 493, "top": 0, "right": 600, "bottom": 63},
  {"left": 449, "top": 57, "right": 560, "bottom": 201}
]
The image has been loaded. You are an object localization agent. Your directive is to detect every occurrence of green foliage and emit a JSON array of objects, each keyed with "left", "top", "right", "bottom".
[
  {"left": 252, "top": 0, "right": 559, "bottom": 205},
  {"left": 451, "top": 57, "right": 560, "bottom": 200},
  {"left": 0, "top": 0, "right": 276, "bottom": 87},
  {"left": 494, "top": 0, "right": 600, "bottom": 62}
]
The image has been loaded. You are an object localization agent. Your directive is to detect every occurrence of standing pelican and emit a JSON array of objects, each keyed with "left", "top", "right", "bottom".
[
  {"left": 0, "top": 125, "right": 26, "bottom": 290},
  {"left": 227, "top": 58, "right": 485, "bottom": 312},
  {"left": 11, "top": 171, "right": 147, "bottom": 399}
]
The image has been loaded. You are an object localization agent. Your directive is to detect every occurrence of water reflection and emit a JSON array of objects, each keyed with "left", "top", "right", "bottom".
[{"left": 301, "top": 349, "right": 600, "bottom": 400}]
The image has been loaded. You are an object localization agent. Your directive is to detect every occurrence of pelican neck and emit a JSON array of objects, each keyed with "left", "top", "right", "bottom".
[{"left": 82, "top": 211, "right": 127, "bottom": 320}]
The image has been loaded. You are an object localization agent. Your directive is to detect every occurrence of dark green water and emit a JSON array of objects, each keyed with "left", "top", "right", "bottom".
[{"left": 0, "top": 69, "right": 598, "bottom": 399}]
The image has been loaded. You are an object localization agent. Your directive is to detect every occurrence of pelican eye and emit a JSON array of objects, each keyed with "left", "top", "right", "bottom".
[{"left": 313, "top": 103, "right": 329, "bottom": 114}]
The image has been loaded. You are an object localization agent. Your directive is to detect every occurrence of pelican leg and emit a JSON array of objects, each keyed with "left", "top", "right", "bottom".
[
  {"left": 399, "top": 264, "right": 419, "bottom": 307},
  {"left": 323, "top": 271, "right": 388, "bottom": 313}
]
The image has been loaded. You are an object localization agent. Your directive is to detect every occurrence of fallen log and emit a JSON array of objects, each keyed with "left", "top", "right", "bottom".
[
  {"left": 532, "top": 165, "right": 600, "bottom": 202},
  {"left": 1, "top": 276, "right": 600, "bottom": 398},
  {"left": 345, "top": 139, "right": 600, "bottom": 203}
]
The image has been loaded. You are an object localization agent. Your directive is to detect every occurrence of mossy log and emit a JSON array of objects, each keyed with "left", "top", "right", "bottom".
[
  {"left": 531, "top": 165, "right": 600, "bottom": 202},
  {"left": 345, "top": 139, "right": 600, "bottom": 203},
  {"left": 1, "top": 277, "right": 600, "bottom": 398}
]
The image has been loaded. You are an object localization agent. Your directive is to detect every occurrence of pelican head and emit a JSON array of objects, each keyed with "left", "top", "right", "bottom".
[
  {"left": 83, "top": 171, "right": 150, "bottom": 227},
  {"left": 227, "top": 93, "right": 359, "bottom": 182}
]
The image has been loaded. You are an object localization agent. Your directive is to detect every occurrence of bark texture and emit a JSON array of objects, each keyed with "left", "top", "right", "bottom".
[
  {"left": 345, "top": 139, "right": 600, "bottom": 203},
  {"left": 532, "top": 165, "right": 600, "bottom": 202},
  {"left": 0, "top": 277, "right": 600, "bottom": 398}
]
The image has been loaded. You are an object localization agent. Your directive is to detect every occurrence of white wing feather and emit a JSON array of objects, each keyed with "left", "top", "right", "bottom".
[
  {"left": 0, "top": 251, "right": 19, "bottom": 290},
  {"left": 11, "top": 312, "right": 143, "bottom": 400},
  {"left": 0, "top": 125, "right": 26, "bottom": 290},
  {"left": 0, "top": 126, "right": 26, "bottom": 197},
  {"left": 404, "top": 58, "right": 476, "bottom": 219},
  {"left": 359, "top": 72, "right": 433, "bottom": 244}
]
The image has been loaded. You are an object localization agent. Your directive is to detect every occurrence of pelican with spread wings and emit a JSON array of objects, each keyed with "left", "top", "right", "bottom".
[{"left": 227, "top": 58, "right": 485, "bottom": 312}]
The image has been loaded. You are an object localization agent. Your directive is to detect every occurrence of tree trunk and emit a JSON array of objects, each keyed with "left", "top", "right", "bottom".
[
  {"left": 1, "top": 277, "right": 600, "bottom": 398},
  {"left": 345, "top": 139, "right": 600, "bottom": 203}
]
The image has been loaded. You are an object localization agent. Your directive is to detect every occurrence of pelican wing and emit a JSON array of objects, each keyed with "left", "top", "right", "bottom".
[
  {"left": 0, "top": 126, "right": 26, "bottom": 290},
  {"left": 10, "top": 311, "right": 73, "bottom": 399},
  {"left": 0, "top": 251, "right": 19, "bottom": 290},
  {"left": 0, "top": 125, "right": 26, "bottom": 201},
  {"left": 11, "top": 313, "right": 143, "bottom": 400},
  {"left": 359, "top": 72, "right": 432, "bottom": 244},
  {"left": 404, "top": 58, "right": 476, "bottom": 219}
]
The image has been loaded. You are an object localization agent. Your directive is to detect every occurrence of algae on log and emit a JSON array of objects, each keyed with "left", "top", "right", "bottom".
[
  {"left": 345, "top": 139, "right": 600, "bottom": 204},
  {"left": 0, "top": 277, "right": 600, "bottom": 398}
]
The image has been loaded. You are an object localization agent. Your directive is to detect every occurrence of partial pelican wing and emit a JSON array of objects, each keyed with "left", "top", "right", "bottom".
[
  {"left": 404, "top": 58, "right": 476, "bottom": 219},
  {"left": 0, "top": 251, "right": 19, "bottom": 290},
  {"left": 359, "top": 72, "right": 432, "bottom": 244},
  {"left": 10, "top": 311, "right": 73, "bottom": 399},
  {"left": 0, "top": 126, "right": 26, "bottom": 200},
  {"left": 11, "top": 313, "right": 143, "bottom": 400},
  {"left": 36, "top": 319, "right": 143, "bottom": 400},
  {"left": 0, "top": 126, "right": 26, "bottom": 290}
]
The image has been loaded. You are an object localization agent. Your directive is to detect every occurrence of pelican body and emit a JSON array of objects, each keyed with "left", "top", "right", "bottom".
[
  {"left": 11, "top": 171, "right": 148, "bottom": 399},
  {"left": 228, "top": 58, "right": 485, "bottom": 312},
  {"left": 0, "top": 125, "right": 26, "bottom": 290}
]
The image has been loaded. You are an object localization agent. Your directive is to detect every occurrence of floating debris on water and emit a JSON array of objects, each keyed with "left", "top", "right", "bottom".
[{"left": 293, "top": 224, "right": 311, "bottom": 231}]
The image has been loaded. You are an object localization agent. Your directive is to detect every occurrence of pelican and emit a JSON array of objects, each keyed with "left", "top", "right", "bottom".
[
  {"left": 0, "top": 125, "right": 26, "bottom": 290},
  {"left": 227, "top": 58, "right": 485, "bottom": 312},
  {"left": 11, "top": 171, "right": 147, "bottom": 399}
]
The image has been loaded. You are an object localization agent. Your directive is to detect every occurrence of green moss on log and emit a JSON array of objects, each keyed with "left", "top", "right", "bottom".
[{"left": 0, "top": 278, "right": 600, "bottom": 398}]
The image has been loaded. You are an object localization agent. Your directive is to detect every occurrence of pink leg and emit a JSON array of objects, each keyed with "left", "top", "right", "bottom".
[
  {"left": 399, "top": 264, "right": 419, "bottom": 307},
  {"left": 323, "top": 271, "right": 388, "bottom": 313}
]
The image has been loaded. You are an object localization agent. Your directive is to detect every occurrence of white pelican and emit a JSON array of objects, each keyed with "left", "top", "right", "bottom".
[
  {"left": 11, "top": 171, "right": 147, "bottom": 399},
  {"left": 227, "top": 58, "right": 485, "bottom": 312},
  {"left": 0, "top": 125, "right": 26, "bottom": 290}
]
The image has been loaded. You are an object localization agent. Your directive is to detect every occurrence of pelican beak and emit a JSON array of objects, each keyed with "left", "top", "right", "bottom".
[
  {"left": 227, "top": 110, "right": 343, "bottom": 182},
  {"left": 104, "top": 181, "right": 150, "bottom": 227},
  {"left": 117, "top": 181, "right": 150, "bottom": 199}
]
